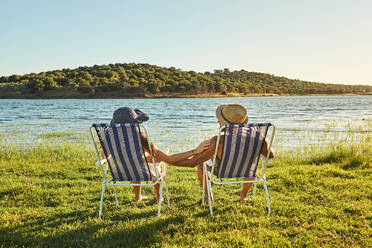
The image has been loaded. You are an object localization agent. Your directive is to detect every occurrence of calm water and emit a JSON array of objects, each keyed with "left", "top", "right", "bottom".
[{"left": 0, "top": 96, "right": 371, "bottom": 151}]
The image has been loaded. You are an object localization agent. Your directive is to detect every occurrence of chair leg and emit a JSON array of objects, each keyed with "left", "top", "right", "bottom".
[
  {"left": 263, "top": 179, "right": 271, "bottom": 216},
  {"left": 98, "top": 182, "right": 106, "bottom": 219},
  {"left": 252, "top": 182, "right": 257, "bottom": 199},
  {"left": 206, "top": 177, "right": 213, "bottom": 216},
  {"left": 210, "top": 180, "right": 214, "bottom": 204},
  {"left": 164, "top": 165, "right": 170, "bottom": 207},
  {"left": 202, "top": 163, "right": 206, "bottom": 204},
  {"left": 113, "top": 182, "right": 119, "bottom": 207},
  {"left": 157, "top": 179, "right": 164, "bottom": 216},
  {"left": 165, "top": 177, "right": 170, "bottom": 208}
]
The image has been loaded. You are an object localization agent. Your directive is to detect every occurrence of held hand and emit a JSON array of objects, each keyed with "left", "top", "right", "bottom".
[
  {"left": 194, "top": 140, "right": 210, "bottom": 155},
  {"left": 146, "top": 154, "right": 152, "bottom": 163},
  {"left": 151, "top": 146, "right": 158, "bottom": 161},
  {"left": 146, "top": 154, "right": 161, "bottom": 163}
]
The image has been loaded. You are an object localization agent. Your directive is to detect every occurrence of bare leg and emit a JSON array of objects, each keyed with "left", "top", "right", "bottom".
[
  {"left": 133, "top": 182, "right": 142, "bottom": 201},
  {"left": 240, "top": 177, "right": 254, "bottom": 202},
  {"left": 153, "top": 181, "right": 160, "bottom": 203},
  {"left": 197, "top": 165, "right": 213, "bottom": 202},
  {"left": 197, "top": 165, "right": 206, "bottom": 194}
]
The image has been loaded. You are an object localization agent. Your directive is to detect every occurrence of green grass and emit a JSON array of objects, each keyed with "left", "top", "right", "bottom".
[
  {"left": 39, "top": 132, "right": 75, "bottom": 138},
  {"left": 0, "top": 137, "right": 371, "bottom": 247}
]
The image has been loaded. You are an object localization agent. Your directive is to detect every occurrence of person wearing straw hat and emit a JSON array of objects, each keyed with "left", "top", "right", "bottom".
[{"left": 155, "top": 104, "right": 274, "bottom": 202}]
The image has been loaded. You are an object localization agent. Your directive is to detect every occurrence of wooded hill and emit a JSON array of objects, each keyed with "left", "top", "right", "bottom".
[{"left": 1, "top": 63, "right": 371, "bottom": 98}]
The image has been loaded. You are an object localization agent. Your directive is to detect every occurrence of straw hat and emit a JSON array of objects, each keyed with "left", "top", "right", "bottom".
[{"left": 216, "top": 104, "right": 247, "bottom": 125}]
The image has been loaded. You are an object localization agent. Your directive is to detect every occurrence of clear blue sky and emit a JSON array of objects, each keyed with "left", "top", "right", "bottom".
[{"left": 1, "top": 0, "right": 371, "bottom": 85}]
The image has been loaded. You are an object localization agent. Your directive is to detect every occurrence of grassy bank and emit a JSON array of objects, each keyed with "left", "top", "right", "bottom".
[
  {"left": 0, "top": 137, "right": 371, "bottom": 247},
  {"left": 0, "top": 87, "right": 280, "bottom": 99},
  {"left": 0, "top": 88, "right": 368, "bottom": 99}
]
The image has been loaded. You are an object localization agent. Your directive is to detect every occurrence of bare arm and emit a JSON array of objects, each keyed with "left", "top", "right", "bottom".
[
  {"left": 154, "top": 140, "right": 210, "bottom": 164},
  {"left": 261, "top": 139, "right": 274, "bottom": 158},
  {"left": 169, "top": 136, "right": 219, "bottom": 167}
]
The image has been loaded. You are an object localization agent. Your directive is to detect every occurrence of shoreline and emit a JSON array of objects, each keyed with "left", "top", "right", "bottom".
[{"left": 0, "top": 91, "right": 370, "bottom": 99}]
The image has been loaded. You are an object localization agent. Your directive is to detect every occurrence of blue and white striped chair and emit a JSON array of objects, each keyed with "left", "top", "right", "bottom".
[
  {"left": 90, "top": 123, "right": 169, "bottom": 218},
  {"left": 202, "top": 123, "right": 275, "bottom": 216}
]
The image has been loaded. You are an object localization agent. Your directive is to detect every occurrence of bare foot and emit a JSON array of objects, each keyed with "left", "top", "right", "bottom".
[{"left": 135, "top": 195, "right": 148, "bottom": 202}]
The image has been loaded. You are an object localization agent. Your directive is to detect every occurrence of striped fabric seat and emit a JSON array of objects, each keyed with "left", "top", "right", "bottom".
[
  {"left": 218, "top": 123, "right": 270, "bottom": 179},
  {"left": 93, "top": 123, "right": 152, "bottom": 182},
  {"left": 90, "top": 123, "right": 170, "bottom": 218},
  {"left": 203, "top": 123, "right": 275, "bottom": 216}
]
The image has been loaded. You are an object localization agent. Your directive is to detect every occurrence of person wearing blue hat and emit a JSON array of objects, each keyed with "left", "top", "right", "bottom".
[
  {"left": 111, "top": 107, "right": 149, "bottom": 124},
  {"left": 110, "top": 107, "right": 210, "bottom": 202}
]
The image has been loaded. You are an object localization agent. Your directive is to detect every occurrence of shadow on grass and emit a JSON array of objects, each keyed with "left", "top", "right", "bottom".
[
  {"left": 1, "top": 210, "right": 94, "bottom": 247},
  {"left": 342, "top": 157, "right": 370, "bottom": 170},
  {"left": 1, "top": 208, "right": 186, "bottom": 248}
]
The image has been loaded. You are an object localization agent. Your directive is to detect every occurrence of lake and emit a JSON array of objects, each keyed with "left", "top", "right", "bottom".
[{"left": 0, "top": 96, "right": 371, "bottom": 152}]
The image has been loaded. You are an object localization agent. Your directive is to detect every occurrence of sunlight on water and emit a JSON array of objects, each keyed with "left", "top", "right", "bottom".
[{"left": 0, "top": 96, "right": 371, "bottom": 152}]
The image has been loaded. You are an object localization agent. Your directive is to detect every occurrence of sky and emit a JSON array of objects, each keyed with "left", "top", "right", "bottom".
[{"left": 1, "top": 0, "right": 371, "bottom": 85}]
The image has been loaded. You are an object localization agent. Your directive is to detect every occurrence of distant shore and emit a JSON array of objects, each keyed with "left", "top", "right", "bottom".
[
  {"left": 2, "top": 63, "right": 372, "bottom": 100},
  {"left": 0, "top": 89, "right": 370, "bottom": 99}
]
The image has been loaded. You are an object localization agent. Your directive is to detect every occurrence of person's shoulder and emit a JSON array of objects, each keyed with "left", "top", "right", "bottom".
[
  {"left": 209, "top": 135, "right": 224, "bottom": 146},
  {"left": 210, "top": 136, "right": 218, "bottom": 143}
]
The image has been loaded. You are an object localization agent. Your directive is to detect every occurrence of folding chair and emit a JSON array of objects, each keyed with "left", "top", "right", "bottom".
[
  {"left": 202, "top": 123, "right": 275, "bottom": 216},
  {"left": 90, "top": 123, "right": 170, "bottom": 218}
]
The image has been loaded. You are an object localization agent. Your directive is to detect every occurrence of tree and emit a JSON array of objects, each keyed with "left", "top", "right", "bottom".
[
  {"left": 117, "top": 67, "right": 129, "bottom": 81},
  {"left": 0, "top": 76, "right": 8, "bottom": 83},
  {"left": 8, "top": 75, "right": 21, "bottom": 82},
  {"left": 43, "top": 77, "right": 58, "bottom": 90},
  {"left": 147, "top": 80, "right": 164, "bottom": 94},
  {"left": 26, "top": 78, "right": 44, "bottom": 91},
  {"left": 215, "top": 81, "right": 227, "bottom": 93},
  {"left": 77, "top": 78, "right": 93, "bottom": 93},
  {"left": 80, "top": 71, "right": 93, "bottom": 81}
]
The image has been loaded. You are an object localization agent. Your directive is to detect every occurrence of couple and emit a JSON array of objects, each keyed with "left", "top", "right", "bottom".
[{"left": 110, "top": 104, "right": 274, "bottom": 203}]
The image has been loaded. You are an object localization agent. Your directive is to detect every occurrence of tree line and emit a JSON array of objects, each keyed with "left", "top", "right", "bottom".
[{"left": 1, "top": 63, "right": 371, "bottom": 96}]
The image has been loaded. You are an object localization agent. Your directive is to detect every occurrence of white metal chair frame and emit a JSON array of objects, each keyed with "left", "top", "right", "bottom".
[
  {"left": 202, "top": 123, "right": 275, "bottom": 216},
  {"left": 90, "top": 124, "right": 170, "bottom": 219}
]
